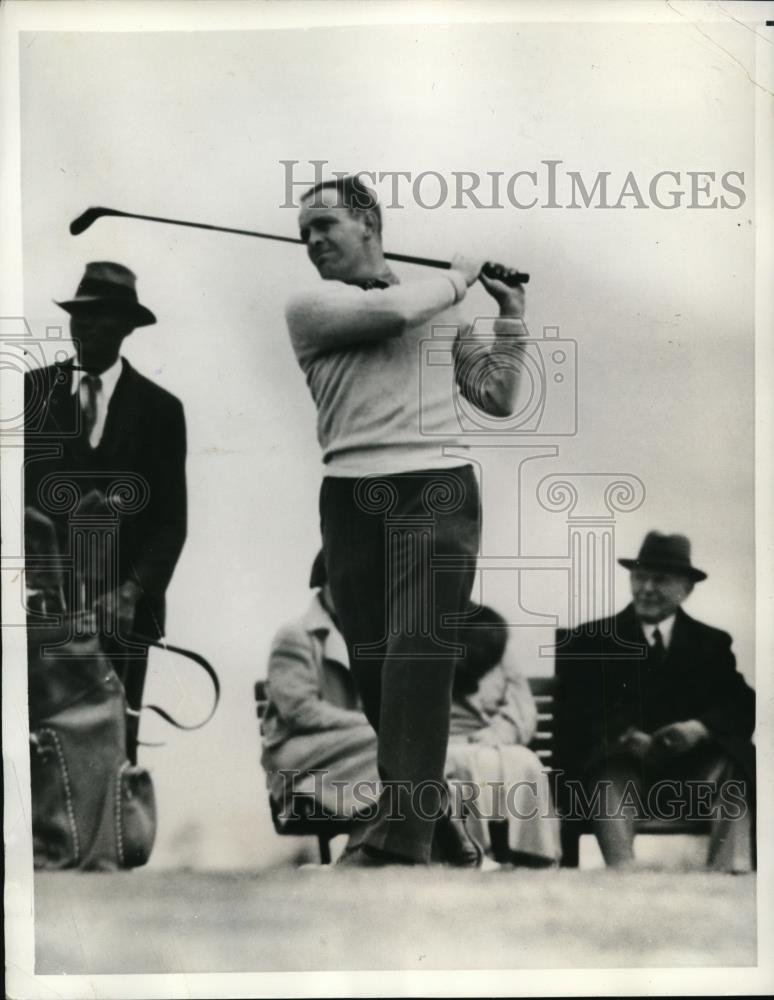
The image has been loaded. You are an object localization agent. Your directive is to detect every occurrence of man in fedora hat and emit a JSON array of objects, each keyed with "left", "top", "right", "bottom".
[
  {"left": 24, "top": 262, "right": 187, "bottom": 760},
  {"left": 554, "top": 531, "right": 755, "bottom": 872}
]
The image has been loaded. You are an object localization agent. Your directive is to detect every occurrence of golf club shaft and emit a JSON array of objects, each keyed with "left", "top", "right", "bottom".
[{"left": 70, "top": 206, "right": 529, "bottom": 284}]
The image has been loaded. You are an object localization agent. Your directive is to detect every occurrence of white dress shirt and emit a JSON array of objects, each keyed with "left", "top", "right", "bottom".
[
  {"left": 641, "top": 614, "right": 676, "bottom": 650},
  {"left": 70, "top": 356, "right": 123, "bottom": 448}
]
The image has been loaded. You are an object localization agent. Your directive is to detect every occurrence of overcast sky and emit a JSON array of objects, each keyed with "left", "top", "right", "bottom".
[{"left": 12, "top": 12, "right": 760, "bottom": 868}]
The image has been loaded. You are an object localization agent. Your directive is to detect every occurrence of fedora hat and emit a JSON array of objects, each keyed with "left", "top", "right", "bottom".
[
  {"left": 55, "top": 262, "right": 156, "bottom": 327},
  {"left": 618, "top": 531, "right": 707, "bottom": 582}
]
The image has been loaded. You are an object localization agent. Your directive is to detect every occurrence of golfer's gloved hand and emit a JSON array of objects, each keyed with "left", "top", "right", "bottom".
[
  {"left": 480, "top": 273, "right": 525, "bottom": 318},
  {"left": 616, "top": 726, "right": 653, "bottom": 760},
  {"left": 651, "top": 720, "right": 709, "bottom": 757},
  {"left": 450, "top": 253, "right": 484, "bottom": 287}
]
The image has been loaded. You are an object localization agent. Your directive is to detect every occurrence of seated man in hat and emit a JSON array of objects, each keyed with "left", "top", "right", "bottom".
[
  {"left": 554, "top": 531, "right": 755, "bottom": 872},
  {"left": 24, "top": 262, "right": 187, "bottom": 760}
]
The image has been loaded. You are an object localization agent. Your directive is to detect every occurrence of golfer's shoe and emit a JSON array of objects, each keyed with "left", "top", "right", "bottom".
[
  {"left": 336, "top": 845, "right": 415, "bottom": 868},
  {"left": 431, "top": 808, "right": 485, "bottom": 868}
]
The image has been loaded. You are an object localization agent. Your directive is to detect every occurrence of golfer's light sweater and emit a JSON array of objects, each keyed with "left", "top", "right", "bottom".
[{"left": 286, "top": 271, "right": 525, "bottom": 477}]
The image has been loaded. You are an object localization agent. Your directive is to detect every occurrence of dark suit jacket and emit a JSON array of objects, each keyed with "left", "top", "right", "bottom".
[
  {"left": 554, "top": 604, "right": 755, "bottom": 782},
  {"left": 25, "top": 358, "right": 187, "bottom": 637}
]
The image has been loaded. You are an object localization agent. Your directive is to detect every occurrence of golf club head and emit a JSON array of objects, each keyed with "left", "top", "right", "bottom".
[{"left": 69, "top": 207, "right": 120, "bottom": 236}]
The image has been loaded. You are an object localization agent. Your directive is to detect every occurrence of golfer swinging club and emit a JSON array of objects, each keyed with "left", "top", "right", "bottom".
[{"left": 285, "top": 175, "right": 527, "bottom": 868}]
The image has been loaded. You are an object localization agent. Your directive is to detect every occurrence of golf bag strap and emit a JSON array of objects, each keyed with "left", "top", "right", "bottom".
[{"left": 129, "top": 632, "right": 220, "bottom": 731}]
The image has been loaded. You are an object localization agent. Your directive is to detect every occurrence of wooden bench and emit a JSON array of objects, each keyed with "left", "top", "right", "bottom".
[
  {"left": 255, "top": 680, "right": 356, "bottom": 863},
  {"left": 532, "top": 676, "right": 711, "bottom": 865},
  {"left": 255, "top": 676, "right": 708, "bottom": 866}
]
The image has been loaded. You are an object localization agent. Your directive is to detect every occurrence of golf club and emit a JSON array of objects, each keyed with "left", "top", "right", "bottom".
[{"left": 70, "top": 206, "right": 529, "bottom": 285}]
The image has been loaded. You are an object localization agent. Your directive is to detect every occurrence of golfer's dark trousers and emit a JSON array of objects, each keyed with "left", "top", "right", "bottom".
[{"left": 320, "top": 465, "right": 480, "bottom": 864}]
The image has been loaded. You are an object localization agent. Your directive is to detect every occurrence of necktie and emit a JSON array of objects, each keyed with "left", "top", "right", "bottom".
[
  {"left": 651, "top": 626, "right": 665, "bottom": 663},
  {"left": 81, "top": 373, "right": 102, "bottom": 444}
]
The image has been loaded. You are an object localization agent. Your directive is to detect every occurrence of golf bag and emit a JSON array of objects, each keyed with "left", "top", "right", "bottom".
[
  {"left": 25, "top": 505, "right": 219, "bottom": 871},
  {"left": 28, "top": 627, "right": 157, "bottom": 871}
]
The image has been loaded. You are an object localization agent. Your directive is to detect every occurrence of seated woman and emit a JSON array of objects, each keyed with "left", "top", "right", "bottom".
[
  {"left": 446, "top": 605, "right": 561, "bottom": 867},
  {"left": 260, "top": 552, "right": 378, "bottom": 821}
]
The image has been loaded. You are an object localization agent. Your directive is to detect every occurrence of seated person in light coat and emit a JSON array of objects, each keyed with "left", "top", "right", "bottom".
[
  {"left": 260, "top": 552, "right": 378, "bottom": 820},
  {"left": 446, "top": 604, "right": 561, "bottom": 867}
]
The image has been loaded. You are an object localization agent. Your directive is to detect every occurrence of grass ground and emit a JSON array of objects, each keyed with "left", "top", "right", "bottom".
[{"left": 34, "top": 864, "right": 756, "bottom": 974}]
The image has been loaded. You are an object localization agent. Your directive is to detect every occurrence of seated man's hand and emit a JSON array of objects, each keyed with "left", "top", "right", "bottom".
[
  {"left": 650, "top": 720, "right": 709, "bottom": 758},
  {"left": 95, "top": 581, "right": 140, "bottom": 635},
  {"left": 616, "top": 726, "right": 653, "bottom": 760}
]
